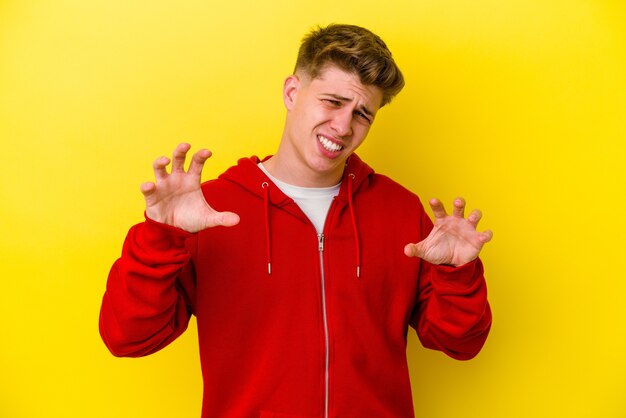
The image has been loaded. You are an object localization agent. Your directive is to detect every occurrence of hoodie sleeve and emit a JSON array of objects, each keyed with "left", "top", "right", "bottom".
[
  {"left": 99, "top": 217, "right": 197, "bottom": 357},
  {"left": 410, "top": 210, "right": 492, "bottom": 360}
]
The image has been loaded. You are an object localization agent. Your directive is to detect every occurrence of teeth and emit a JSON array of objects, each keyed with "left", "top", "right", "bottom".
[{"left": 318, "top": 135, "right": 343, "bottom": 152}]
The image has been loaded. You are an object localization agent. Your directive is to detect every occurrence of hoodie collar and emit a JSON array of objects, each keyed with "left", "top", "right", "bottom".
[{"left": 219, "top": 153, "right": 374, "bottom": 204}]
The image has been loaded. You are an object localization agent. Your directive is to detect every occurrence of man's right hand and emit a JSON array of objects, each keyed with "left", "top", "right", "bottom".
[{"left": 140, "top": 143, "right": 240, "bottom": 233}]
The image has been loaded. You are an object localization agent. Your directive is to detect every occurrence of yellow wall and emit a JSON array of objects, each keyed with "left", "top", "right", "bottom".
[{"left": 1, "top": 1, "right": 624, "bottom": 417}]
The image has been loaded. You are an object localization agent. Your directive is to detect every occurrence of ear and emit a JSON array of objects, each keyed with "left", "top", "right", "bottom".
[{"left": 283, "top": 75, "right": 300, "bottom": 111}]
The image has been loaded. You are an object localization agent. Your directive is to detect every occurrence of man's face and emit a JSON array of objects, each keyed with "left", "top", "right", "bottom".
[{"left": 278, "top": 64, "right": 384, "bottom": 186}]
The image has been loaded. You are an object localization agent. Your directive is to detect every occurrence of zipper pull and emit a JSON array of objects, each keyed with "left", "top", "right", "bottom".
[{"left": 318, "top": 233, "right": 325, "bottom": 252}]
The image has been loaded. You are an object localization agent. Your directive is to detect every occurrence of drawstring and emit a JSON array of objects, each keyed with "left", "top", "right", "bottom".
[
  {"left": 261, "top": 174, "right": 361, "bottom": 278},
  {"left": 347, "top": 173, "right": 361, "bottom": 278},
  {"left": 262, "top": 182, "right": 272, "bottom": 275}
]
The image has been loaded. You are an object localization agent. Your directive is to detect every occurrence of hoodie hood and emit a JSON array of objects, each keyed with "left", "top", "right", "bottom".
[{"left": 218, "top": 153, "right": 374, "bottom": 203}]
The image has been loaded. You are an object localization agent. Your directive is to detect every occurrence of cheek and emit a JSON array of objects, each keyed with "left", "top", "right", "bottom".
[
  {"left": 306, "top": 109, "right": 332, "bottom": 130},
  {"left": 353, "top": 124, "right": 371, "bottom": 142}
]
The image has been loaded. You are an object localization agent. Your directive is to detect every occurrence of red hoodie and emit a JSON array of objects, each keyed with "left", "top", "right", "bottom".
[{"left": 100, "top": 154, "right": 491, "bottom": 418}]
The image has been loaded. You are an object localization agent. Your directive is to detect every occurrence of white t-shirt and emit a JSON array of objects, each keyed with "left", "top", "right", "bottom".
[{"left": 258, "top": 163, "right": 341, "bottom": 234}]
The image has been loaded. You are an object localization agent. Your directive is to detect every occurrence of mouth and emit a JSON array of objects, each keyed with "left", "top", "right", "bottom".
[{"left": 317, "top": 135, "right": 344, "bottom": 153}]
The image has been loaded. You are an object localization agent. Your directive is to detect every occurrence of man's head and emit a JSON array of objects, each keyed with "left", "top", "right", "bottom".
[
  {"left": 266, "top": 24, "right": 402, "bottom": 187},
  {"left": 294, "top": 24, "right": 404, "bottom": 107}
]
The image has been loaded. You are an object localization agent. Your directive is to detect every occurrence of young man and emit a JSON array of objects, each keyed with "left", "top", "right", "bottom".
[{"left": 100, "top": 24, "right": 493, "bottom": 418}]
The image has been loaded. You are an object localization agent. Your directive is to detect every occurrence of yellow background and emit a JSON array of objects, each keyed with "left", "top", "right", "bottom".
[{"left": 1, "top": 0, "right": 624, "bottom": 417}]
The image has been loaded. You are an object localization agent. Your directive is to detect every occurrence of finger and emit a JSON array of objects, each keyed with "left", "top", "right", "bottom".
[
  {"left": 403, "top": 243, "right": 422, "bottom": 258},
  {"left": 452, "top": 197, "right": 465, "bottom": 218},
  {"left": 212, "top": 211, "right": 241, "bottom": 227},
  {"left": 479, "top": 229, "right": 493, "bottom": 243},
  {"left": 188, "top": 149, "right": 212, "bottom": 176},
  {"left": 467, "top": 209, "right": 482, "bottom": 227},
  {"left": 171, "top": 143, "right": 192, "bottom": 173},
  {"left": 153, "top": 156, "right": 170, "bottom": 181},
  {"left": 140, "top": 182, "right": 156, "bottom": 197},
  {"left": 429, "top": 198, "right": 447, "bottom": 220}
]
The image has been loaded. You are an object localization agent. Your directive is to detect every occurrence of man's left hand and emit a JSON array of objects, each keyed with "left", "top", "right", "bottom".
[{"left": 404, "top": 197, "right": 493, "bottom": 267}]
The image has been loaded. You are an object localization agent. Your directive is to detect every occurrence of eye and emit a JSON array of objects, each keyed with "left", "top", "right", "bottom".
[
  {"left": 322, "top": 99, "right": 341, "bottom": 107},
  {"left": 355, "top": 111, "right": 372, "bottom": 124}
]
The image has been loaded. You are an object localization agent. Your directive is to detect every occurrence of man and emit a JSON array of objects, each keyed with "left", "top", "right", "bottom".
[{"left": 100, "top": 24, "right": 493, "bottom": 418}]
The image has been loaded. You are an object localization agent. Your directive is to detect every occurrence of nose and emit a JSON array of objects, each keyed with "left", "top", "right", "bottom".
[{"left": 330, "top": 108, "right": 353, "bottom": 137}]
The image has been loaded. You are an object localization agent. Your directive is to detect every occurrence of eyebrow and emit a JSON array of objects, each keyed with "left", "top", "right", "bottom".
[{"left": 323, "top": 93, "right": 375, "bottom": 118}]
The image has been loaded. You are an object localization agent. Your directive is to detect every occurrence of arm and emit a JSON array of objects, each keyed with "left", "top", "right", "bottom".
[
  {"left": 411, "top": 257, "right": 491, "bottom": 360},
  {"left": 406, "top": 198, "right": 493, "bottom": 360},
  {"left": 99, "top": 143, "right": 240, "bottom": 357},
  {"left": 99, "top": 219, "right": 196, "bottom": 357}
]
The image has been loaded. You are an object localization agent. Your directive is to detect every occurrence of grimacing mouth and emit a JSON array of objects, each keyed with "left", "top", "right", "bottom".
[{"left": 317, "top": 135, "right": 344, "bottom": 152}]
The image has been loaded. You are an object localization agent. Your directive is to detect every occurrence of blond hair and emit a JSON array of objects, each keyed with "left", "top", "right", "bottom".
[{"left": 295, "top": 24, "right": 405, "bottom": 106}]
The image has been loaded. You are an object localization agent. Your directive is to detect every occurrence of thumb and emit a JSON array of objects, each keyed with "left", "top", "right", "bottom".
[
  {"left": 404, "top": 242, "right": 424, "bottom": 258},
  {"left": 212, "top": 211, "right": 241, "bottom": 227}
]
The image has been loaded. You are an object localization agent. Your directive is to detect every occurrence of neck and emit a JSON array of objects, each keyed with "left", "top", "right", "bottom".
[{"left": 263, "top": 151, "right": 343, "bottom": 188}]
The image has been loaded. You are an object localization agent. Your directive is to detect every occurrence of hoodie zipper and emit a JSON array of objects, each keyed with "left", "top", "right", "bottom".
[{"left": 318, "top": 233, "right": 329, "bottom": 418}]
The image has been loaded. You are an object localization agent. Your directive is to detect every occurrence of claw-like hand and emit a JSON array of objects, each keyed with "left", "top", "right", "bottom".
[
  {"left": 404, "top": 197, "right": 492, "bottom": 267},
  {"left": 140, "top": 143, "right": 240, "bottom": 233}
]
